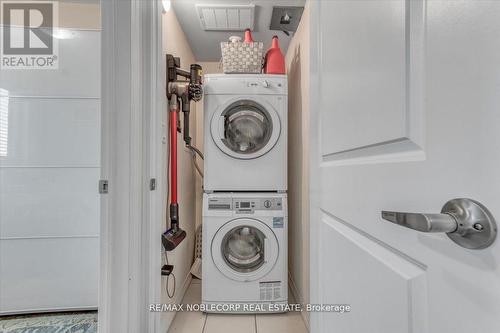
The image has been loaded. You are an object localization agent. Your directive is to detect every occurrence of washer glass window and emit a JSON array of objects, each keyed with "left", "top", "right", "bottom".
[
  {"left": 222, "top": 100, "right": 273, "bottom": 155},
  {"left": 221, "top": 225, "right": 265, "bottom": 273}
]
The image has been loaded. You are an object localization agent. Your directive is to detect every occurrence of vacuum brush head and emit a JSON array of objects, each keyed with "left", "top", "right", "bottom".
[{"left": 162, "top": 227, "right": 186, "bottom": 251}]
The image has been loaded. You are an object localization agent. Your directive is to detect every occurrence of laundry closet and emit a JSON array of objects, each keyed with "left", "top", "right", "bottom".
[{"left": 161, "top": 1, "right": 309, "bottom": 332}]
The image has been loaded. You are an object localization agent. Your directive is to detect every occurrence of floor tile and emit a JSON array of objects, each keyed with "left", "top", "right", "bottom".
[
  {"left": 171, "top": 282, "right": 307, "bottom": 333},
  {"left": 256, "top": 311, "right": 308, "bottom": 333},
  {"left": 167, "top": 310, "right": 206, "bottom": 333},
  {"left": 182, "top": 282, "right": 201, "bottom": 304},
  {"left": 203, "top": 314, "right": 256, "bottom": 333}
]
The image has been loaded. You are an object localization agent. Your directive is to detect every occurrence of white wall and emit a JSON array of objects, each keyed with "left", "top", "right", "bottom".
[
  {"left": 0, "top": 2, "right": 100, "bottom": 28},
  {"left": 161, "top": 7, "right": 200, "bottom": 330},
  {"left": 285, "top": 1, "right": 310, "bottom": 328},
  {"left": 194, "top": 62, "right": 222, "bottom": 230}
]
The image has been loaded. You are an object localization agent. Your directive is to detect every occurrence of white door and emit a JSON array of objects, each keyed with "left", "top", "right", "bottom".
[
  {"left": 0, "top": 4, "right": 100, "bottom": 313},
  {"left": 310, "top": 1, "right": 500, "bottom": 333}
]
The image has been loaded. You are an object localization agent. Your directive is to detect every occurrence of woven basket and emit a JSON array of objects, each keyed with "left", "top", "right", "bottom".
[{"left": 220, "top": 41, "right": 264, "bottom": 74}]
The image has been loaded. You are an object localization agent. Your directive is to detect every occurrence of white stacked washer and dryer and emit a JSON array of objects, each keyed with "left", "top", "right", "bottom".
[{"left": 202, "top": 74, "right": 288, "bottom": 312}]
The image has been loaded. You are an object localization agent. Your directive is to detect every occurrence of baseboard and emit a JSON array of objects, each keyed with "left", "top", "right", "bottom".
[
  {"left": 0, "top": 306, "right": 97, "bottom": 316},
  {"left": 164, "top": 273, "right": 192, "bottom": 332},
  {"left": 175, "top": 273, "right": 193, "bottom": 304},
  {"left": 288, "top": 272, "right": 310, "bottom": 332}
]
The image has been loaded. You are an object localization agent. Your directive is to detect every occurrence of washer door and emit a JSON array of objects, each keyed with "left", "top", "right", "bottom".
[
  {"left": 211, "top": 218, "right": 279, "bottom": 282},
  {"left": 211, "top": 99, "right": 281, "bottom": 159}
]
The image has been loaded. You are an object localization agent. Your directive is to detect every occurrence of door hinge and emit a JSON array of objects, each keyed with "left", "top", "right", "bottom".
[
  {"left": 99, "top": 180, "right": 109, "bottom": 194},
  {"left": 150, "top": 178, "right": 156, "bottom": 191}
]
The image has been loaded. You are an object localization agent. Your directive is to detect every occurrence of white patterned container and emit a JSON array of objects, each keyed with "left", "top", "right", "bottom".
[{"left": 220, "top": 41, "right": 264, "bottom": 74}]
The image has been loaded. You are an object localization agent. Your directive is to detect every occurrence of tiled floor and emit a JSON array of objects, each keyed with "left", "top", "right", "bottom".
[{"left": 168, "top": 279, "right": 308, "bottom": 333}]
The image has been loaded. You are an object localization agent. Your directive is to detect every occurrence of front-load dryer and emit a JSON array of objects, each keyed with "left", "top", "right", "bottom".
[
  {"left": 202, "top": 192, "right": 288, "bottom": 313},
  {"left": 203, "top": 74, "right": 287, "bottom": 191}
]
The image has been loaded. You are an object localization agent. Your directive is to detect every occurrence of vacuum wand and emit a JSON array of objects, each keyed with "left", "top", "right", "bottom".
[
  {"left": 182, "top": 95, "right": 191, "bottom": 146},
  {"left": 162, "top": 94, "right": 187, "bottom": 251}
]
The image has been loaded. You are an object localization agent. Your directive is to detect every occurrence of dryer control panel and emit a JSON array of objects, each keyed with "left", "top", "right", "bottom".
[{"left": 207, "top": 197, "right": 282, "bottom": 213}]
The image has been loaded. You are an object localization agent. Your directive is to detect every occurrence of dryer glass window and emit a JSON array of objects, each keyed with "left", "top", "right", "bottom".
[
  {"left": 222, "top": 101, "right": 273, "bottom": 154},
  {"left": 221, "top": 225, "right": 265, "bottom": 273}
]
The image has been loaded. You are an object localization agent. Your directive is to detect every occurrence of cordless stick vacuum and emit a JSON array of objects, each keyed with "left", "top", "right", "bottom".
[{"left": 162, "top": 55, "right": 203, "bottom": 251}]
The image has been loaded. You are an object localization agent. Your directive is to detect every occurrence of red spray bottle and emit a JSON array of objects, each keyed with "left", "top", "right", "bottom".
[
  {"left": 264, "top": 35, "right": 285, "bottom": 74},
  {"left": 244, "top": 28, "right": 254, "bottom": 43}
]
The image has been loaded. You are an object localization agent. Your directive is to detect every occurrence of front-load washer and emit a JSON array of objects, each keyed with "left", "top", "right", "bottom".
[
  {"left": 203, "top": 74, "right": 287, "bottom": 191},
  {"left": 202, "top": 192, "right": 288, "bottom": 313}
]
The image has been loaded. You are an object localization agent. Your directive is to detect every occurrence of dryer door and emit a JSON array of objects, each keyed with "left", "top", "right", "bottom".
[
  {"left": 211, "top": 99, "right": 281, "bottom": 159},
  {"left": 211, "top": 218, "right": 279, "bottom": 282}
]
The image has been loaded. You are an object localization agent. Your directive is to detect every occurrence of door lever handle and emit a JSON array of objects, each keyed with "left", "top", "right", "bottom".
[
  {"left": 381, "top": 198, "right": 497, "bottom": 249},
  {"left": 381, "top": 211, "right": 457, "bottom": 233}
]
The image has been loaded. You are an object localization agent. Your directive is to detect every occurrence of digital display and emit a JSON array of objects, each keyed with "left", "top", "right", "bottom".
[{"left": 240, "top": 202, "right": 250, "bottom": 208}]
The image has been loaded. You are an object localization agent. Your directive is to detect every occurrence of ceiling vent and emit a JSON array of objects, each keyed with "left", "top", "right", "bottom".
[{"left": 196, "top": 4, "right": 255, "bottom": 31}]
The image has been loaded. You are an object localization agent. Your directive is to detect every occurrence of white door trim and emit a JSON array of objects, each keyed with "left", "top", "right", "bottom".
[
  {"left": 308, "top": 1, "right": 321, "bottom": 332},
  {"left": 100, "top": 0, "right": 163, "bottom": 332}
]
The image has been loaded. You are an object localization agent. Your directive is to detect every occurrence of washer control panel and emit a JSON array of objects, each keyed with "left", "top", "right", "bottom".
[
  {"left": 234, "top": 197, "right": 282, "bottom": 213},
  {"left": 207, "top": 197, "right": 282, "bottom": 213}
]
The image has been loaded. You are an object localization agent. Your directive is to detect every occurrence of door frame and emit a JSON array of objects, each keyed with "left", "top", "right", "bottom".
[
  {"left": 100, "top": 0, "right": 163, "bottom": 332},
  {"left": 309, "top": 1, "right": 323, "bottom": 332}
]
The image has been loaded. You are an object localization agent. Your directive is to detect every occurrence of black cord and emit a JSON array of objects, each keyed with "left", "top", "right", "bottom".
[
  {"left": 187, "top": 145, "right": 204, "bottom": 178},
  {"left": 167, "top": 272, "right": 176, "bottom": 299},
  {"left": 187, "top": 144, "right": 204, "bottom": 160},
  {"left": 164, "top": 250, "right": 176, "bottom": 299}
]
